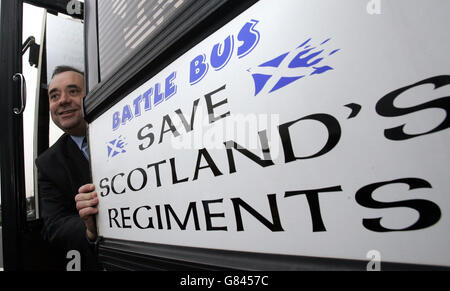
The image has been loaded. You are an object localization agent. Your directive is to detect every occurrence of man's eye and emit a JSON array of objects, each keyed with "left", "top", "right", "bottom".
[
  {"left": 69, "top": 89, "right": 80, "bottom": 95},
  {"left": 50, "top": 94, "right": 59, "bottom": 100}
]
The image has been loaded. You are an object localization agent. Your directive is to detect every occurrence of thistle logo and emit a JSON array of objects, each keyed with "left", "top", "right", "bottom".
[
  {"left": 107, "top": 135, "right": 127, "bottom": 159},
  {"left": 250, "top": 38, "right": 340, "bottom": 96}
]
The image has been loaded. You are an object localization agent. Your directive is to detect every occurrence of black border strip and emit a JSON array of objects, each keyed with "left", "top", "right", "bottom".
[
  {"left": 98, "top": 238, "right": 450, "bottom": 271},
  {"left": 83, "top": 0, "right": 258, "bottom": 123}
]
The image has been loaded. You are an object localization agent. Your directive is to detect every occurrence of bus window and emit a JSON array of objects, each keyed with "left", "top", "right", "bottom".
[
  {"left": 45, "top": 12, "right": 84, "bottom": 146},
  {"left": 97, "top": 0, "right": 190, "bottom": 81}
]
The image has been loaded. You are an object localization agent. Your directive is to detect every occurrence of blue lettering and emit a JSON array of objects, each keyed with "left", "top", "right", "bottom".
[
  {"left": 121, "top": 105, "right": 133, "bottom": 125},
  {"left": 190, "top": 54, "right": 208, "bottom": 85},
  {"left": 165, "top": 72, "right": 177, "bottom": 100},
  {"left": 143, "top": 88, "right": 153, "bottom": 111},
  {"left": 189, "top": 19, "right": 261, "bottom": 86},
  {"left": 154, "top": 83, "right": 164, "bottom": 105},
  {"left": 133, "top": 95, "right": 143, "bottom": 117},
  {"left": 110, "top": 71, "right": 178, "bottom": 129},
  {"left": 237, "top": 19, "right": 260, "bottom": 58},
  {"left": 113, "top": 111, "right": 121, "bottom": 131},
  {"left": 210, "top": 35, "right": 234, "bottom": 71}
]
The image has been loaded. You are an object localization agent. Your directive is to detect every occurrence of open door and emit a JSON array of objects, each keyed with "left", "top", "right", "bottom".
[
  {"left": 0, "top": 0, "right": 84, "bottom": 271},
  {"left": 0, "top": 0, "right": 26, "bottom": 271}
]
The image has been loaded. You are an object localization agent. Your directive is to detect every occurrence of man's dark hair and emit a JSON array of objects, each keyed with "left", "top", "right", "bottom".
[{"left": 51, "top": 65, "right": 84, "bottom": 78}]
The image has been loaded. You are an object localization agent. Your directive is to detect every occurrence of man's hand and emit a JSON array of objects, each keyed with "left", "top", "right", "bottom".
[{"left": 75, "top": 183, "right": 99, "bottom": 241}]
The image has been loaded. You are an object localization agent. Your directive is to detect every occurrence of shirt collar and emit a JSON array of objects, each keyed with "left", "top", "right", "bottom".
[{"left": 70, "top": 135, "right": 85, "bottom": 151}]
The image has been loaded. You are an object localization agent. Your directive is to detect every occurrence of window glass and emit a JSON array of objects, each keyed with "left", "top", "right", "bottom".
[
  {"left": 22, "top": 3, "right": 45, "bottom": 221},
  {"left": 45, "top": 12, "right": 84, "bottom": 146},
  {"left": 97, "top": 0, "right": 190, "bottom": 79}
]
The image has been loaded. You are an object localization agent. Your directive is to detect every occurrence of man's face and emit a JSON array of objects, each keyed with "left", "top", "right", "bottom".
[{"left": 48, "top": 71, "right": 86, "bottom": 136}]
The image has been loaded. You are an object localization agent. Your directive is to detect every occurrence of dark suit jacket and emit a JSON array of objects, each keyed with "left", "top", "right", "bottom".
[{"left": 35, "top": 133, "right": 98, "bottom": 270}]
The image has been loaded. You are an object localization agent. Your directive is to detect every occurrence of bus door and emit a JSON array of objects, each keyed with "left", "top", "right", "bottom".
[{"left": 0, "top": 0, "right": 83, "bottom": 271}]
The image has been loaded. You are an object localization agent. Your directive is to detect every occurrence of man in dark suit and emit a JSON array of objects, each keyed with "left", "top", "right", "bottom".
[{"left": 35, "top": 65, "right": 100, "bottom": 271}]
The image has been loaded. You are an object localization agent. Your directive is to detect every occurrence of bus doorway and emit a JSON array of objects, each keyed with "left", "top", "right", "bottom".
[{"left": 0, "top": 0, "right": 84, "bottom": 271}]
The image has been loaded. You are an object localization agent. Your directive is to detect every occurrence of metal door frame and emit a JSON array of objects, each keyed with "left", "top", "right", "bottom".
[{"left": 0, "top": 0, "right": 25, "bottom": 271}]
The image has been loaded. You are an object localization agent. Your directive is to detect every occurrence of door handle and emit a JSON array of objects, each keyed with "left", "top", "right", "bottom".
[{"left": 12, "top": 73, "right": 27, "bottom": 115}]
